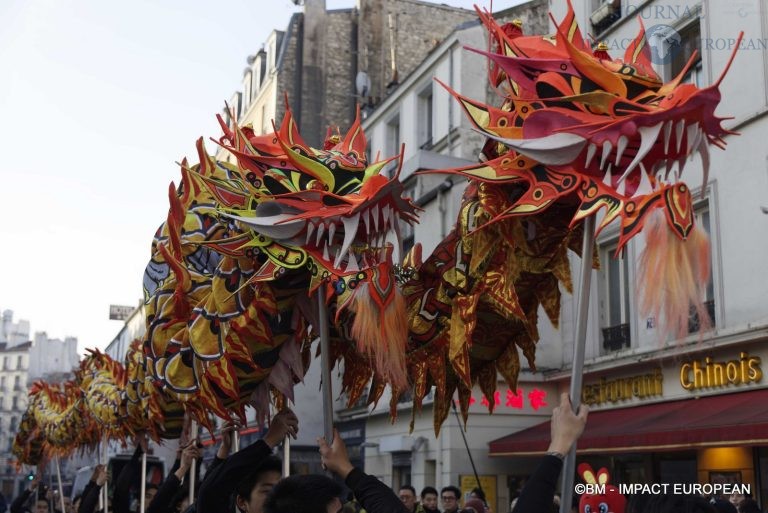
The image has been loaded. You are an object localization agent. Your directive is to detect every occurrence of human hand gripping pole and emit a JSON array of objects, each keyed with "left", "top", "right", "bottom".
[{"left": 318, "top": 428, "right": 354, "bottom": 479}]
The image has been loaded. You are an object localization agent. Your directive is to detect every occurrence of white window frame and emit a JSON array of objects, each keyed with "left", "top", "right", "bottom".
[{"left": 597, "top": 232, "right": 635, "bottom": 353}]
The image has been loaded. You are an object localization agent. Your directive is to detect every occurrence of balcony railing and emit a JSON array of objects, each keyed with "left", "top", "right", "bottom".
[{"left": 602, "top": 323, "right": 631, "bottom": 351}]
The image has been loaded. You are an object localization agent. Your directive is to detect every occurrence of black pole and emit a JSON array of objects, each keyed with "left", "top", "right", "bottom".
[{"left": 451, "top": 400, "right": 484, "bottom": 500}]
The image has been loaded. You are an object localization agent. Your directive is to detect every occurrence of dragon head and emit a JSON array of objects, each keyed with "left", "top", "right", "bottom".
[
  {"left": 431, "top": 2, "right": 740, "bottom": 338},
  {"left": 204, "top": 101, "right": 419, "bottom": 388}
]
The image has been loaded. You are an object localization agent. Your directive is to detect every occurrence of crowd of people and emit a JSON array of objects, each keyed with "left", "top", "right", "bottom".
[{"left": 2, "top": 394, "right": 763, "bottom": 513}]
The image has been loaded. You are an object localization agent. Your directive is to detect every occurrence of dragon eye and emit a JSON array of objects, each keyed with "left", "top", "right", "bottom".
[
  {"left": 599, "top": 503, "right": 608, "bottom": 513},
  {"left": 584, "top": 505, "right": 591, "bottom": 513}
]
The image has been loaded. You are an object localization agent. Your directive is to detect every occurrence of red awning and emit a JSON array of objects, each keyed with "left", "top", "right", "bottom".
[{"left": 489, "top": 387, "right": 768, "bottom": 456}]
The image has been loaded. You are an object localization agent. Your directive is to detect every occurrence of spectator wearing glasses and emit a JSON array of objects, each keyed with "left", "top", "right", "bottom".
[{"left": 440, "top": 487, "right": 461, "bottom": 513}]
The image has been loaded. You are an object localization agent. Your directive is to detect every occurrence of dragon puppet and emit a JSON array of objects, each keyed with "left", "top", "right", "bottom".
[{"left": 14, "top": 1, "right": 741, "bottom": 452}]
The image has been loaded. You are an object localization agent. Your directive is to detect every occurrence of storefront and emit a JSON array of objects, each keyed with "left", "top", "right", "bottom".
[{"left": 489, "top": 343, "right": 768, "bottom": 505}]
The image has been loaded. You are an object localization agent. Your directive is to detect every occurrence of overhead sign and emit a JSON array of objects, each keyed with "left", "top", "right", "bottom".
[{"left": 109, "top": 304, "right": 135, "bottom": 321}]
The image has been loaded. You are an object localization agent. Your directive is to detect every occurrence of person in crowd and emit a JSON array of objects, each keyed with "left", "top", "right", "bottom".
[
  {"left": 79, "top": 465, "right": 109, "bottom": 513},
  {"left": 12, "top": 474, "right": 51, "bottom": 513},
  {"left": 417, "top": 487, "right": 439, "bottom": 513},
  {"left": 196, "top": 409, "right": 297, "bottom": 513},
  {"left": 737, "top": 499, "right": 762, "bottom": 513},
  {"left": 462, "top": 498, "right": 485, "bottom": 513},
  {"left": 440, "top": 487, "right": 461, "bottom": 513},
  {"left": 145, "top": 440, "right": 202, "bottom": 513},
  {"left": 265, "top": 426, "right": 409, "bottom": 513},
  {"left": 643, "top": 494, "right": 716, "bottom": 513},
  {"left": 399, "top": 486, "right": 418, "bottom": 513}
]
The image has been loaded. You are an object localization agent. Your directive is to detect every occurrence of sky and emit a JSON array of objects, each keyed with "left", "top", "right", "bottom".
[{"left": 0, "top": 0, "right": 525, "bottom": 353}]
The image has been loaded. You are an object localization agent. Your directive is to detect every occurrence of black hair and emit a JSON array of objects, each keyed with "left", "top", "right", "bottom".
[
  {"left": 739, "top": 499, "right": 761, "bottom": 513},
  {"left": 399, "top": 485, "right": 417, "bottom": 496},
  {"left": 234, "top": 456, "right": 283, "bottom": 502},
  {"left": 441, "top": 487, "right": 461, "bottom": 500},
  {"left": 470, "top": 488, "right": 486, "bottom": 501},
  {"left": 146, "top": 484, "right": 160, "bottom": 493},
  {"left": 263, "top": 475, "right": 343, "bottom": 513},
  {"left": 421, "top": 487, "right": 438, "bottom": 499},
  {"left": 643, "top": 494, "right": 716, "bottom": 513}
]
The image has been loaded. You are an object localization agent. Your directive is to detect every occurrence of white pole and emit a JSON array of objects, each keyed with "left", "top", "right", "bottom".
[
  {"left": 54, "top": 457, "right": 66, "bottom": 513},
  {"left": 559, "top": 216, "right": 595, "bottom": 513},
  {"left": 282, "top": 436, "right": 290, "bottom": 477},
  {"left": 102, "top": 435, "right": 109, "bottom": 513},
  {"left": 317, "top": 291, "right": 333, "bottom": 445},
  {"left": 232, "top": 430, "right": 240, "bottom": 453},
  {"left": 188, "top": 420, "right": 198, "bottom": 504},
  {"left": 139, "top": 451, "right": 147, "bottom": 513}
]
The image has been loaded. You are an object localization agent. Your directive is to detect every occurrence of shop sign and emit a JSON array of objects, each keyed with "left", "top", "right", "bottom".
[
  {"left": 680, "top": 352, "right": 762, "bottom": 391},
  {"left": 468, "top": 387, "right": 549, "bottom": 411},
  {"left": 581, "top": 368, "right": 663, "bottom": 405}
]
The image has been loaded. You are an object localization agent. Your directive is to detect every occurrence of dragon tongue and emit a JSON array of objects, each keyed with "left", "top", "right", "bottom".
[{"left": 335, "top": 212, "right": 360, "bottom": 268}]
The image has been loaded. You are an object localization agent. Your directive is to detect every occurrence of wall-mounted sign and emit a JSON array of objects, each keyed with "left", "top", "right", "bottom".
[
  {"left": 680, "top": 352, "right": 762, "bottom": 391},
  {"left": 582, "top": 368, "right": 663, "bottom": 405},
  {"left": 109, "top": 304, "right": 135, "bottom": 321}
]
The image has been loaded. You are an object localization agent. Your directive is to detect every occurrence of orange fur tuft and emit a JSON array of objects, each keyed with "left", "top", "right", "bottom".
[
  {"left": 638, "top": 210, "right": 711, "bottom": 341},
  {"left": 350, "top": 283, "right": 409, "bottom": 390}
]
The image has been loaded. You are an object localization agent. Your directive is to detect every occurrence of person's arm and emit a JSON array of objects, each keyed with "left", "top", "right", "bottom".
[
  {"left": 203, "top": 421, "right": 239, "bottom": 481},
  {"left": 113, "top": 442, "right": 145, "bottom": 513},
  {"left": 196, "top": 410, "right": 297, "bottom": 513},
  {"left": 146, "top": 440, "right": 201, "bottom": 513},
  {"left": 319, "top": 429, "right": 409, "bottom": 513},
  {"left": 79, "top": 466, "right": 107, "bottom": 513},
  {"left": 512, "top": 393, "right": 588, "bottom": 513},
  {"left": 10, "top": 491, "right": 32, "bottom": 513}
]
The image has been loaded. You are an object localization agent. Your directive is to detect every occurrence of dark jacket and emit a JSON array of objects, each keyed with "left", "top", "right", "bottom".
[
  {"left": 345, "top": 468, "right": 409, "bottom": 513},
  {"left": 197, "top": 440, "right": 272, "bottom": 513},
  {"left": 512, "top": 455, "right": 562, "bottom": 513}
]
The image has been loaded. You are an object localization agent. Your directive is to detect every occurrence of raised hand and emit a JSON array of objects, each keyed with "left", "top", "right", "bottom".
[
  {"left": 318, "top": 428, "right": 354, "bottom": 479},
  {"left": 263, "top": 409, "right": 298, "bottom": 448}
]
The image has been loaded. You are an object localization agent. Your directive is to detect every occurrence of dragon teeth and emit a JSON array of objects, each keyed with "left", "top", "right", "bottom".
[
  {"left": 345, "top": 249, "right": 359, "bottom": 273},
  {"left": 327, "top": 222, "right": 336, "bottom": 244},
  {"left": 615, "top": 135, "right": 628, "bottom": 166},
  {"left": 322, "top": 243, "right": 329, "bottom": 261},
  {"left": 585, "top": 143, "right": 597, "bottom": 168},
  {"left": 663, "top": 120, "right": 673, "bottom": 155},
  {"left": 336, "top": 212, "right": 361, "bottom": 268},
  {"left": 315, "top": 222, "right": 326, "bottom": 247},
  {"left": 675, "top": 119, "right": 685, "bottom": 153},
  {"left": 600, "top": 140, "right": 613, "bottom": 170},
  {"left": 698, "top": 138, "right": 710, "bottom": 194},
  {"left": 372, "top": 204, "right": 380, "bottom": 232},
  {"left": 305, "top": 222, "right": 316, "bottom": 245},
  {"left": 617, "top": 122, "right": 662, "bottom": 184}
]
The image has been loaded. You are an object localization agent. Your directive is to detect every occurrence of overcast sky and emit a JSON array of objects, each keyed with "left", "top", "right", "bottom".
[{"left": 0, "top": 0, "right": 525, "bottom": 353}]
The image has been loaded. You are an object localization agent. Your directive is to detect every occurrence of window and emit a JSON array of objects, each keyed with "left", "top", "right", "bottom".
[
  {"left": 392, "top": 452, "right": 412, "bottom": 490},
  {"left": 386, "top": 113, "right": 401, "bottom": 175},
  {"left": 590, "top": 0, "right": 621, "bottom": 35},
  {"left": 12, "top": 397, "right": 18, "bottom": 410},
  {"left": 0, "top": 377, "right": 5, "bottom": 389},
  {"left": 400, "top": 179, "right": 416, "bottom": 256},
  {"left": 688, "top": 202, "right": 716, "bottom": 332},
  {"left": 2, "top": 357, "right": 7, "bottom": 370},
  {"left": 16, "top": 356, "right": 22, "bottom": 370},
  {"left": 669, "top": 20, "right": 702, "bottom": 86},
  {"left": 13, "top": 375, "right": 19, "bottom": 390},
  {"left": 417, "top": 85, "right": 434, "bottom": 150},
  {"left": 599, "top": 241, "right": 632, "bottom": 351}
]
